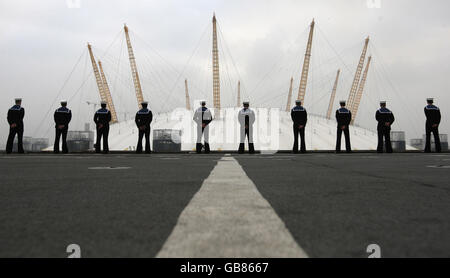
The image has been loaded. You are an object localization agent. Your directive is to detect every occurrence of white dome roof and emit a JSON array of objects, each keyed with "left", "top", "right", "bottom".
[{"left": 108, "top": 107, "right": 415, "bottom": 151}]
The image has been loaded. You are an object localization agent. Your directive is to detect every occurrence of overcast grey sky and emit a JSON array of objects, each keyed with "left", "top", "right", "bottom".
[{"left": 1, "top": 0, "right": 449, "bottom": 144}]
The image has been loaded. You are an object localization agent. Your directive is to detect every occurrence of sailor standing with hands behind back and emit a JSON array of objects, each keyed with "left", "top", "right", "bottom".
[
  {"left": 135, "top": 101, "right": 153, "bottom": 154},
  {"left": 335, "top": 100, "right": 352, "bottom": 153},
  {"left": 238, "top": 101, "right": 255, "bottom": 154},
  {"left": 424, "top": 98, "right": 442, "bottom": 153},
  {"left": 53, "top": 100, "right": 72, "bottom": 154},
  {"left": 291, "top": 99, "right": 308, "bottom": 153},
  {"left": 375, "top": 101, "right": 395, "bottom": 153},
  {"left": 6, "top": 98, "right": 25, "bottom": 154},
  {"left": 94, "top": 100, "right": 111, "bottom": 154},
  {"left": 193, "top": 100, "right": 213, "bottom": 154}
]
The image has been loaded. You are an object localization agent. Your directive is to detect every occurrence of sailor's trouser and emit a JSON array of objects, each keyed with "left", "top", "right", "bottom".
[
  {"left": 137, "top": 126, "right": 151, "bottom": 153},
  {"left": 54, "top": 126, "right": 69, "bottom": 153},
  {"left": 377, "top": 126, "right": 392, "bottom": 153},
  {"left": 293, "top": 125, "right": 306, "bottom": 153},
  {"left": 336, "top": 126, "right": 351, "bottom": 152},
  {"left": 196, "top": 124, "right": 209, "bottom": 144},
  {"left": 425, "top": 124, "right": 441, "bottom": 153},
  {"left": 95, "top": 125, "right": 110, "bottom": 153},
  {"left": 6, "top": 126, "right": 24, "bottom": 154},
  {"left": 240, "top": 125, "right": 253, "bottom": 143},
  {"left": 238, "top": 125, "right": 255, "bottom": 153}
]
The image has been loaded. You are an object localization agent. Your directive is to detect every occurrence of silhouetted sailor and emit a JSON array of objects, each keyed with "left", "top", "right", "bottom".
[
  {"left": 193, "top": 100, "right": 212, "bottom": 153},
  {"left": 93, "top": 101, "right": 111, "bottom": 154},
  {"left": 376, "top": 101, "right": 395, "bottom": 153},
  {"left": 424, "top": 98, "right": 442, "bottom": 153},
  {"left": 53, "top": 100, "right": 72, "bottom": 154},
  {"left": 238, "top": 101, "right": 255, "bottom": 154},
  {"left": 291, "top": 100, "right": 308, "bottom": 153},
  {"left": 335, "top": 100, "right": 352, "bottom": 153},
  {"left": 6, "top": 98, "right": 25, "bottom": 154},
  {"left": 135, "top": 101, "right": 153, "bottom": 154}
]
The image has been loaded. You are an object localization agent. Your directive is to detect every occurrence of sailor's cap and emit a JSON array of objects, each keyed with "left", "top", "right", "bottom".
[
  {"left": 295, "top": 99, "right": 302, "bottom": 104},
  {"left": 243, "top": 101, "right": 250, "bottom": 105},
  {"left": 380, "top": 100, "right": 386, "bottom": 105},
  {"left": 60, "top": 100, "right": 67, "bottom": 104},
  {"left": 141, "top": 101, "right": 148, "bottom": 105},
  {"left": 427, "top": 98, "right": 434, "bottom": 102},
  {"left": 14, "top": 98, "right": 22, "bottom": 102},
  {"left": 339, "top": 100, "right": 346, "bottom": 105},
  {"left": 100, "top": 100, "right": 107, "bottom": 105}
]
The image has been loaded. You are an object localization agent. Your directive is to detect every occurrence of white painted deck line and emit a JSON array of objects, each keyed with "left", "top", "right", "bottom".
[{"left": 156, "top": 156, "right": 308, "bottom": 258}]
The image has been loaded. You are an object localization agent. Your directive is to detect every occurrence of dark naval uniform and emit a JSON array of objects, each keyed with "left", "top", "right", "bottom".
[
  {"left": 376, "top": 107, "right": 395, "bottom": 153},
  {"left": 291, "top": 105, "right": 307, "bottom": 153},
  {"left": 94, "top": 107, "right": 112, "bottom": 153},
  {"left": 135, "top": 107, "right": 153, "bottom": 153},
  {"left": 6, "top": 105, "right": 25, "bottom": 154},
  {"left": 424, "top": 104, "right": 441, "bottom": 153},
  {"left": 335, "top": 107, "right": 352, "bottom": 152},
  {"left": 53, "top": 106, "right": 72, "bottom": 153}
]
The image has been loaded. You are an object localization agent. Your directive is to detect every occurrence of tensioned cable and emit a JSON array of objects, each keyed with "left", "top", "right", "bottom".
[
  {"left": 216, "top": 22, "right": 248, "bottom": 102},
  {"left": 247, "top": 25, "right": 310, "bottom": 98},
  {"left": 131, "top": 29, "right": 211, "bottom": 106},
  {"left": 75, "top": 51, "right": 89, "bottom": 126},
  {"left": 369, "top": 43, "right": 422, "bottom": 134},
  {"left": 33, "top": 49, "right": 86, "bottom": 136},
  {"left": 159, "top": 22, "right": 212, "bottom": 112}
]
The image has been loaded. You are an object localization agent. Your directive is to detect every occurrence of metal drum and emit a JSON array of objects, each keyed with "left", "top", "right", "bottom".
[
  {"left": 13, "top": 136, "right": 33, "bottom": 152},
  {"left": 390, "top": 131, "right": 406, "bottom": 152},
  {"left": 67, "top": 140, "right": 90, "bottom": 152},
  {"left": 67, "top": 131, "right": 93, "bottom": 152}
]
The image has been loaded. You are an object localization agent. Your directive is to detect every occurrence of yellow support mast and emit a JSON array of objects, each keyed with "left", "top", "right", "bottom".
[
  {"left": 351, "top": 56, "right": 372, "bottom": 124},
  {"left": 87, "top": 43, "right": 106, "bottom": 103},
  {"left": 326, "top": 69, "right": 341, "bottom": 120},
  {"left": 87, "top": 43, "right": 118, "bottom": 123},
  {"left": 212, "top": 13, "right": 221, "bottom": 109},
  {"left": 297, "top": 19, "right": 315, "bottom": 104},
  {"left": 124, "top": 24, "right": 145, "bottom": 109},
  {"left": 285, "top": 77, "right": 294, "bottom": 112},
  {"left": 347, "top": 37, "right": 369, "bottom": 112},
  {"left": 98, "top": 61, "right": 118, "bottom": 123},
  {"left": 185, "top": 79, "right": 191, "bottom": 110},
  {"left": 237, "top": 80, "right": 241, "bottom": 107}
]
